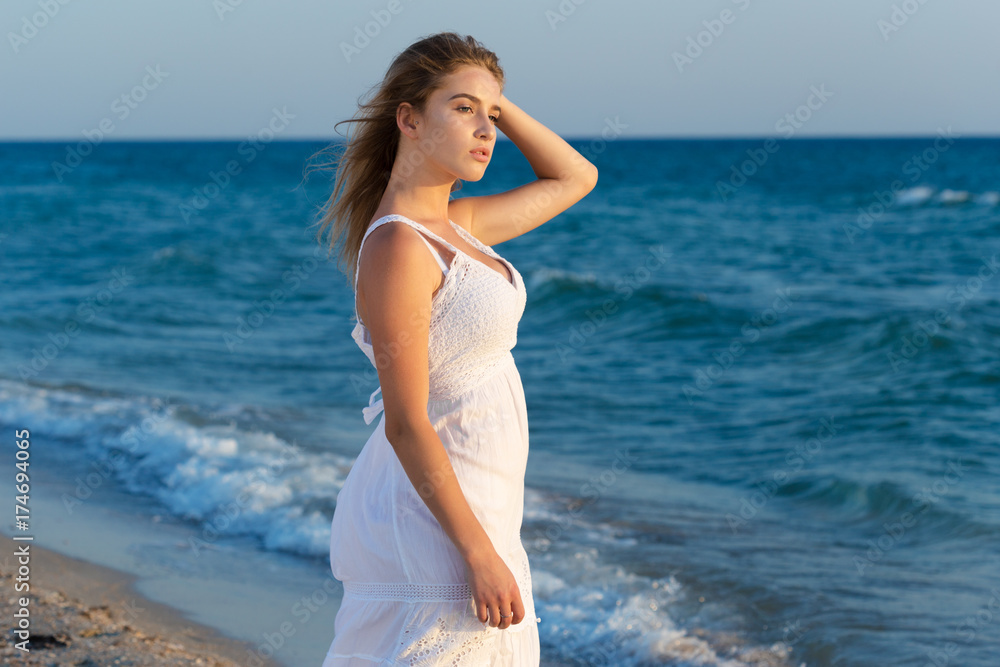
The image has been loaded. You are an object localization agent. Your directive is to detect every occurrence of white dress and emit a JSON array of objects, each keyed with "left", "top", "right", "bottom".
[{"left": 322, "top": 214, "right": 541, "bottom": 665}]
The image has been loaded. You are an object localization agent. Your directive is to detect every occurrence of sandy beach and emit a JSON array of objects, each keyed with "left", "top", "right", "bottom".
[{"left": 1, "top": 540, "right": 282, "bottom": 666}]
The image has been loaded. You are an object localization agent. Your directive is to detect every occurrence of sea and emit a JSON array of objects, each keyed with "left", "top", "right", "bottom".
[{"left": 1, "top": 136, "right": 998, "bottom": 667}]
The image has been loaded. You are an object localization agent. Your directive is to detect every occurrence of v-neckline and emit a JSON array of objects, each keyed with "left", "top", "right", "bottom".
[
  {"left": 374, "top": 214, "right": 516, "bottom": 290},
  {"left": 445, "top": 220, "right": 516, "bottom": 289}
]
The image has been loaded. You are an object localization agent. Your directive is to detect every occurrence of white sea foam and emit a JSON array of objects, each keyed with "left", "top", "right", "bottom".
[
  {"left": 895, "top": 185, "right": 935, "bottom": 206},
  {"left": 937, "top": 189, "right": 972, "bottom": 204},
  {"left": 0, "top": 378, "right": 351, "bottom": 559},
  {"left": 892, "top": 185, "right": 999, "bottom": 208}
]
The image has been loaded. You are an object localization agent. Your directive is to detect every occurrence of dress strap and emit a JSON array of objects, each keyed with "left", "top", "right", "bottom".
[
  {"left": 355, "top": 215, "right": 455, "bottom": 297},
  {"left": 354, "top": 217, "right": 391, "bottom": 296},
  {"left": 412, "top": 231, "right": 451, "bottom": 275},
  {"left": 448, "top": 219, "right": 496, "bottom": 258}
]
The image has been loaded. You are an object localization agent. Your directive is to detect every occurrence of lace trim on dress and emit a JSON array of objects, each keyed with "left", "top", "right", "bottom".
[
  {"left": 397, "top": 615, "right": 495, "bottom": 665},
  {"left": 343, "top": 581, "right": 473, "bottom": 602}
]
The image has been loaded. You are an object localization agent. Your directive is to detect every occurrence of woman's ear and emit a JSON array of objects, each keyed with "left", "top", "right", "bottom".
[{"left": 397, "top": 102, "right": 420, "bottom": 139}]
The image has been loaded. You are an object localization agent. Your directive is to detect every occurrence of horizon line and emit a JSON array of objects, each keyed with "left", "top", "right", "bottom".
[{"left": 1, "top": 133, "right": 998, "bottom": 144}]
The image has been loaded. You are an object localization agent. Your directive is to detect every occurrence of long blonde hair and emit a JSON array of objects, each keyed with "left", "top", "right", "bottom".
[{"left": 304, "top": 31, "right": 505, "bottom": 291}]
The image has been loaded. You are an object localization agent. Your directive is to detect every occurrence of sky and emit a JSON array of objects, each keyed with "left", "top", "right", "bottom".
[{"left": 2, "top": 0, "right": 998, "bottom": 141}]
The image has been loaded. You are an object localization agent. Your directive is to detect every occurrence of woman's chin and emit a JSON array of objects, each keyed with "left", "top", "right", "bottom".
[{"left": 462, "top": 168, "right": 488, "bottom": 182}]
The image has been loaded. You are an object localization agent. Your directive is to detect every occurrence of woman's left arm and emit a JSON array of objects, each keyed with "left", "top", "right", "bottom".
[{"left": 450, "top": 93, "right": 599, "bottom": 246}]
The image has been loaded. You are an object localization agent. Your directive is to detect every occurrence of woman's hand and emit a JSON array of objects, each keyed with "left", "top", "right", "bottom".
[{"left": 463, "top": 549, "right": 525, "bottom": 630}]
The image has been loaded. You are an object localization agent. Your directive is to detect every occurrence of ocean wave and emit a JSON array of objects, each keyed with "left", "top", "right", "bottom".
[
  {"left": 895, "top": 185, "right": 935, "bottom": 206},
  {"left": 762, "top": 471, "right": 994, "bottom": 540},
  {"left": 530, "top": 551, "right": 799, "bottom": 666},
  {"left": 892, "top": 186, "right": 999, "bottom": 208},
  {"left": 0, "top": 377, "right": 350, "bottom": 558},
  {"left": 522, "top": 488, "right": 801, "bottom": 666},
  {"left": 146, "top": 242, "right": 222, "bottom": 280},
  {"left": 0, "top": 376, "right": 796, "bottom": 666}
]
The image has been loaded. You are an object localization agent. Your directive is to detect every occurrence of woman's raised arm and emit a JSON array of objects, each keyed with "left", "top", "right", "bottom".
[{"left": 449, "top": 92, "right": 598, "bottom": 246}]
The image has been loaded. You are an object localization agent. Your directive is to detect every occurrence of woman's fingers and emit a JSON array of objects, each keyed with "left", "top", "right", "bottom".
[
  {"left": 466, "top": 553, "right": 525, "bottom": 630},
  {"left": 476, "top": 600, "right": 498, "bottom": 626},
  {"left": 476, "top": 597, "right": 521, "bottom": 629},
  {"left": 476, "top": 600, "right": 489, "bottom": 624},
  {"left": 509, "top": 594, "right": 525, "bottom": 625},
  {"left": 496, "top": 605, "right": 512, "bottom": 629}
]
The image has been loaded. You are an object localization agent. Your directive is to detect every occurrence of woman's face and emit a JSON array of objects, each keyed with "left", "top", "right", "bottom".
[{"left": 408, "top": 65, "right": 501, "bottom": 183}]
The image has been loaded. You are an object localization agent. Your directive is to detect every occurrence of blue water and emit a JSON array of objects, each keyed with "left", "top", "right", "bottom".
[{"left": 2, "top": 137, "right": 998, "bottom": 666}]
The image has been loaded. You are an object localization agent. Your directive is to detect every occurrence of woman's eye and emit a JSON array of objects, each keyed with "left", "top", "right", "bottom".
[{"left": 458, "top": 106, "right": 497, "bottom": 123}]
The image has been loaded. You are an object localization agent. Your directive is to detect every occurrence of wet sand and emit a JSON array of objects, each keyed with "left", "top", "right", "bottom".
[{"left": 0, "top": 540, "right": 282, "bottom": 666}]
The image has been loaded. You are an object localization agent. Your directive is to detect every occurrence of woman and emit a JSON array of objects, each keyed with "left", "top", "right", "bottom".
[{"left": 311, "top": 31, "right": 597, "bottom": 665}]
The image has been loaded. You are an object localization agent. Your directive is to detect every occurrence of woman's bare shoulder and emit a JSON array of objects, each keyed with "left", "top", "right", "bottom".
[
  {"left": 358, "top": 220, "right": 442, "bottom": 295},
  {"left": 356, "top": 220, "right": 442, "bottom": 327},
  {"left": 361, "top": 218, "right": 425, "bottom": 263}
]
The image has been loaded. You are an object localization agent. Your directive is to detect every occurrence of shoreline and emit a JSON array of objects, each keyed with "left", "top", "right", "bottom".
[{"left": 1, "top": 537, "right": 282, "bottom": 666}]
